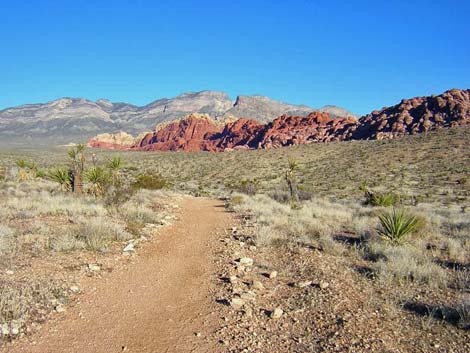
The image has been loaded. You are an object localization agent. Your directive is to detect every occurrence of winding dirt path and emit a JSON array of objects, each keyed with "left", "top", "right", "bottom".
[{"left": 6, "top": 197, "right": 233, "bottom": 353}]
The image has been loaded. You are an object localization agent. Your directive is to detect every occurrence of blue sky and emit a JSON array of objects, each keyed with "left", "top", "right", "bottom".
[{"left": 1, "top": 0, "right": 469, "bottom": 115}]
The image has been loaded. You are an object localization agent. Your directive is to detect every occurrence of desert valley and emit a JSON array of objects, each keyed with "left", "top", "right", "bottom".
[
  {"left": 0, "top": 87, "right": 469, "bottom": 352},
  {"left": 1, "top": 1, "right": 469, "bottom": 352}
]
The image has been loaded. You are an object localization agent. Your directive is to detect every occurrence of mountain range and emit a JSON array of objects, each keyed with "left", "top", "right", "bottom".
[
  {"left": 88, "top": 88, "right": 470, "bottom": 152},
  {"left": 0, "top": 91, "right": 355, "bottom": 142}
]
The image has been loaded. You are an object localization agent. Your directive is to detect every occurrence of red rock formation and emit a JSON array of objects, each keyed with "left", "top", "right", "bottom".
[
  {"left": 135, "top": 114, "right": 223, "bottom": 152},
  {"left": 258, "top": 112, "right": 357, "bottom": 148},
  {"left": 88, "top": 89, "right": 470, "bottom": 152},
  {"left": 353, "top": 89, "right": 470, "bottom": 140},
  {"left": 213, "top": 118, "right": 265, "bottom": 150}
]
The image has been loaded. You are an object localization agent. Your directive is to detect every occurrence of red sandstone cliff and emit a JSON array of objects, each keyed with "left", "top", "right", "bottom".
[{"left": 87, "top": 89, "right": 470, "bottom": 152}]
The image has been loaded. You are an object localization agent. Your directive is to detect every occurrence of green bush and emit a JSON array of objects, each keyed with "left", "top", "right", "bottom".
[
  {"left": 365, "top": 190, "right": 399, "bottom": 207},
  {"left": 85, "top": 167, "right": 111, "bottom": 197},
  {"left": 49, "top": 167, "right": 72, "bottom": 192},
  {"left": 378, "top": 208, "right": 422, "bottom": 244},
  {"left": 230, "top": 178, "right": 260, "bottom": 195},
  {"left": 132, "top": 173, "right": 168, "bottom": 190}
]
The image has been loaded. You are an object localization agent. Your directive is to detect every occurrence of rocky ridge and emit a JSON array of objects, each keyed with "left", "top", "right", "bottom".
[
  {"left": 88, "top": 88, "right": 470, "bottom": 152},
  {"left": 0, "top": 91, "right": 354, "bottom": 141}
]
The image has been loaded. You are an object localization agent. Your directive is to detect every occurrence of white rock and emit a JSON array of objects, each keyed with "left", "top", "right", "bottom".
[
  {"left": 5, "top": 270, "right": 14, "bottom": 275},
  {"left": 238, "top": 257, "right": 254, "bottom": 266},
  {"left": 55, "top": 305, "right": 66, "bottom": 313},
  {"left": 1, "top": 323, "right": 9, "bottom": 336},
  {"left": 270, "top": 308, "right": 283, "bottom": 319},
  {"left": 319, "top": 281, "right": 330, "bottom": 290},
  {"left": 268, "top": 271, "right": 278, "bottom": 279},
  {"left": 251, "top": 281, "right": 264, "bottom": 290},
  {"left": 229, "top": 275, "right": 238, "bottom": 284},
  {"left": 123, "top": 243, "right": 135, "bottom": 252},
  {"left": 70, "top": 286, "right": 80, "bottom": 293},
  {"left": 230, "top": 297, "right": 245, "bottom": 309},
  {"left": 240, "top": 291, "right": 256, "bottom": 301},
  {"left": 87, "top": 264, "right": 101, "bottom": 272},
  {"left": 296, "top": 281, "right": 312, "bottom": 288}
]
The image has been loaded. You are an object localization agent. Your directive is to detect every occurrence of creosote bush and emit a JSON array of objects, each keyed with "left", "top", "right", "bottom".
[{"left": 132, "top": 173, "right": 168, "bottom": 190}]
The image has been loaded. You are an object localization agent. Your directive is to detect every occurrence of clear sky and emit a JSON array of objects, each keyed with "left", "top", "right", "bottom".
[{"left": 1, "top": 0, "right": 469, "bottom": 115}]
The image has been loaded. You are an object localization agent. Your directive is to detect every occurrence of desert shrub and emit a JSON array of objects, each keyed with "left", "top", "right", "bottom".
[
  {"left": 230, "top": 178, "right": 260, "bottom": 195},
  {"left": 132, "top": 173, "right": 168, "bottom": 190},
  {"left": 0, "top": 225, "right": 14, "bottom": 255},
  {"left": 365, "top": 190, "right": 400, "bottom": 207},
  {"left": 50, "top": 232, "right": 85, "bottom": 252},
  {"left": 457, "top": 294, "right": 470, "bottom": 329},
  {"left": 371, "top": 243, "right": 447, "bottom": 287},
  {"left": 125, "top": 220, "right": 145, "bottom": 237},
  {"left": 103, "top": 183, "right": 136, "bottom": 209},
  {"left": 0, "top": 279, "right": 65, "bottom": 329},
  {"left": 378, "top": 208, "right": 423, "bottom": 244},
  {"left": 74, "top": 218, "right": 131, "bottom": 251},
  {"left": 231, "top": 194, "right": 245, "bottom": 206},
  {"left": 270, "top": 190, "right": 290, "bottom": 203}
]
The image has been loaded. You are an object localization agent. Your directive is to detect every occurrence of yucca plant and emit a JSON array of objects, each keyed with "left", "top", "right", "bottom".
[
  {"left": 68, "top": 143, "right": 86, "bottom": 193},
  {"left": 85, "top": 167, "right": 110, "bottom": 197},
  {"left": 365, "top": 190, "right": 399, "bottom": 207},
  {"left": 107, "top": 156, "right": 123, "bottom": 184},
  {"left": 378, "top": 208, "right": 421, "bottom": 244},
  {"left": 49, "top": 167, "right": 72, "bottom": 192},
  {"left": 285, "top": 157, "right": 300, "bottom": 204},
  {"left": 15, "top": 159, "right": 30, "bottom": 181}
]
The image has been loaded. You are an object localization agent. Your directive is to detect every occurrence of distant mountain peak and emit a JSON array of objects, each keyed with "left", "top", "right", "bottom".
[{"left": 0, "top": 90, "right": 355, "bottom": 142}]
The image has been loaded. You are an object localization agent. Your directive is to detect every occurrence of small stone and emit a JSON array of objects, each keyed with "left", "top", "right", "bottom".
[
  {"left": 123, "top": 243, "right": 135, "bottom": 252},
  {"left": 319, "top": 281, "right": 329, "bottom": 289},
  {"left": 195, "top": 332, "right": 201, "bottom": 337},
  {"left": 251, "top": 281, "right": 264, "bottom": 290},
  {"left": 296, "top": 281, "right": 312, "bottom": 288},
  {"left": 244, "top": 307, "right": 253, "bottom": 318},
  {"left": 5, "top": 270, "right": 14, "bottom": 275},
  {"left": 270, "top": 308, "right": 283, "bottom": 319},
  {"left": 238, "top": 257, "right": 254, "bottom": 266},
  {"left": 268, "top": 271, "right": 278, "bottom": 279},
  {"left": 229, "top": 275, "right": 238, "bottom": 284},
  {"left": 87, "top": 264, "right": 101, "bottom": 272},
  {"left": 70, "top": 285, "right": 80, "bottom": 293},
  {"left": 230, "top": 297, "right": 246, "bottom": 309},
  {"left": 1, "top": 323, "right": 9, "bottom": 336},
  {"left": 249, "top": 245, "right": 257, "bottom": 251},
  {"left": 55, "top": 305, "right": 66, "bottom": 313},
  {"left": 240, "top": 291, "right": 256, "bottom": 301}
]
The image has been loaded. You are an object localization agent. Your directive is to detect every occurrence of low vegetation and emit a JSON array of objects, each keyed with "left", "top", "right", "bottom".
[
  {"left": 0, "top": 147, "right": 173, "bottom": 341},
  {"left": 0, "top": 126, "right": 468, "bottom": 348}
]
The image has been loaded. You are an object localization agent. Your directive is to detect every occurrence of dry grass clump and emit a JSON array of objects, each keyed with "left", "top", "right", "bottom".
[
  {"left": 0, "top": 278, "right": 65, "bottom": 336},
  {"left": 368, "top": 241, "right": 448, "bottom": 288},
  {"left": 457, "top": 294, "right": 470, "bottom": 329},
  {"left": 233, "top": 194, "right": 356, "bottom": 254},
  {"left": 0, "top": 179, "right": 166, "bottom": 257}
]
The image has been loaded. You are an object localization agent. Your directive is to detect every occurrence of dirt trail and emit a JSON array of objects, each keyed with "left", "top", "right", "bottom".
[{"left": 6, "top": 197, "right": 233, "bottom": 353}]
